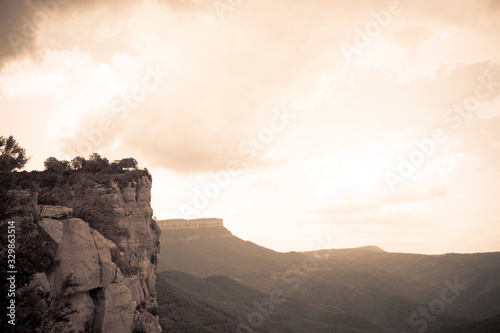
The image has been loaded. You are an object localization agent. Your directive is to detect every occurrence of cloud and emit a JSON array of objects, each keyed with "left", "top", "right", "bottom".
[
  {"left": 311, "top": 209, "right": 434, "bottom": 228},
  {"left": 405, "top": 0, "right": 500, "bottom": 33},
  {"left": 3, "top": 0, "right": 500, "bottom": 175},
  {"left": 0, "top": 0, "right": 39, "bottom": 69},
  {"left": 0, "top": 0, "right": 136, "bottom": 70},
  {"left": 159, "top": 0, "right": 214, "bottom": 13},
  {"left": 386, "top": 183, "right": 447, "bottom": 203},
  {"left": 312, "top": 183, "right": 446, "bottom": 218},
  {"left": 52, "top": 1, "right": 335, "bottom": 172},
  {"left": 312, "top": 201, "right": 381, "bottom": 216}
]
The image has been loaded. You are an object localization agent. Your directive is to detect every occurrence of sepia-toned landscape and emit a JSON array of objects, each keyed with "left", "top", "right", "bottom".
[{"left": 1, "top": 0, "right": 500, "bottom": 332}]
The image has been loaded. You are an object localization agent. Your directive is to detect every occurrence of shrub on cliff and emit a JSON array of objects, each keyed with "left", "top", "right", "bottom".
[
  {"left": 73, "top": 187, "right": 131, "bottom": 245},
  {"left": 17, "top": 220, "right": 60, "bottom": 285},
  {"left": 0, "top": 219, "right": 59, "bottom": 332},
  {"left": 110, "top": 247, "right": 142, "bottom": 277},
  {"left": 44, "top": 157, "right": 70, "bottom": 174},
  {"left": 0, "top": 137, "right": 59, "bottom": 332},
  {"left": 16, "top": 273, "right": 80, "bottom": 332},
  {"left": 38, "top": 273, "right": 80, "bottom": 333},
  {"left": 39, "top": 154, "right": 151, "bottom": 191}
]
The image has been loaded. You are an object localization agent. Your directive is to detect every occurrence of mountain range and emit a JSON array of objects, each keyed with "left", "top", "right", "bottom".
[{"left": 156, "top": 219, "right": 500, "bottom": 332}]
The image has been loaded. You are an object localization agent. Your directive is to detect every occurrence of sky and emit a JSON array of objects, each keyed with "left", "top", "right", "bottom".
[{"left": 1, "top": 0, "right": 500, "bottom": 254}]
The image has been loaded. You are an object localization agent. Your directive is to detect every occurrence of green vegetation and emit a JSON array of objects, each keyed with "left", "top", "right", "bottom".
[
  {"left": 0, "top": 135, "right": 29, "bottom": 173},
  {"left": 158, "top": 225, "right": 500, "bottom": 332},
  {"left": 0, "top": 152, "right": 151, "bottom": 260},
  {"left": 41, "top": 153, "right": 150, "bottom": 180},
  {"left": 2, "top": 150, "right": 151, "bottom": 245},
  {"left": 39, "top": 273, "right": 81, "bottom": 333},
  {"left": 0, "top": 216, "right": 60, "bottom": 333},
  {"left": 0, "top": 136, "right": 151, "bottom": 331},
  {"left": 156, "top": 273, "right": 243, "bottom": 333},
  {"left": 0, "top": 135, "right": 30, "bottom": 220},
  {"left": 73, "top": 187, "right": 130, "bottom": 244},
  {"left": 110, "top": 247, "right": 142, "bottom": 277},
  {"left": 9, "top": 272, "right": 80, "bottom": 333}
]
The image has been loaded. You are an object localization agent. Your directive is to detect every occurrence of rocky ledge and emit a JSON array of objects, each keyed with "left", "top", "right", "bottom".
[{"left": 24, "top": 175, "right": 161, "bottom": 333}]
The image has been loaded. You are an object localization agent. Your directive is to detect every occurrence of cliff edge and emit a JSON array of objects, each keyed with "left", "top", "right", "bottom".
[{"left": 1, "top": 170, "right": 162, "bottom": 333}]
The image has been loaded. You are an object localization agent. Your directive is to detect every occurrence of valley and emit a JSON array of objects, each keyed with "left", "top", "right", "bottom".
[{"left": 156, "top": 219, "right": 500, "bottom": 332}]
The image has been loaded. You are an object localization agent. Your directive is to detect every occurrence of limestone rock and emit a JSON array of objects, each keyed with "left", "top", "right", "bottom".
[
  {"left": 91, "top": 229, "right": 117, "bottom": 287},
  {"left": 38, "top": 218, "right": 63, "bottom": 244},
  {"left": 54, "top": 218, "right": 100, "bottom": 293},
  {"left": 104, "top": 177, "right": 160, "bottom": 310},
  {"left": 26, "top": 174, "right": 160, "bottom": 332},
  {"left": 136, "top": 312, "right": 162, "bottom": 333},
  {"left": 40, "top": 205, "right": 72, "bottom": 219},
  {"left": 101, "top": 283, "right": 136, "bottom": 333},
  {"left": 115, "top": 267, "right": 124, "bottom": 283},
  {"left": 65, "top": 291, "right": 94, "bottom": 333}
]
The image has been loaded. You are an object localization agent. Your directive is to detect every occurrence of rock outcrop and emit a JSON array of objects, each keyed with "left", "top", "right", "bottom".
[
  {"left": 38, "top": 218, "right": 63, "bottom": 244},
  {"left": 53, "top": 218, "right": 102, "bottom": 293},
  {"left": 157, "top": 218, "right": 223, "bottom": 230},
  {"left": 22, "top": 175, "right": 161, "bottom": 333},
  {"left": 40, "top": 205, "right": 73, "bottom": 219},
  {"left": 110, "top": 176, "right": 160, "bottom": 312}
]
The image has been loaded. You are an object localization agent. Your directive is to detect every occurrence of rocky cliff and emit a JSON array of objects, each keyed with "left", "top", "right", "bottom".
[
  {"left": 8, "top": 173, "right": 162, "bottom": 333},
  {"left": 157, "top": 218, "right": 223, "bottom": 230}
]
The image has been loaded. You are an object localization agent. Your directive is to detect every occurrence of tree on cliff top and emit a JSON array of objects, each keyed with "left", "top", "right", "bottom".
[
  {"left": 45, "top": 154, "right": 141, "bottom": 174},
  {"left": 44, "top": 157, "right": 70, "bottom": 174},
  {"left": 0, "top": 135, "right": 29, "bottom": 172},
  {"left": 84, "top": 152, "right": 110, "bottom": 172},
  {"left": 0, "top": 135, "right": 29, "bottom": 219},
  {"left": 117, "top": 157, "right": 138, "bottom": 170}
]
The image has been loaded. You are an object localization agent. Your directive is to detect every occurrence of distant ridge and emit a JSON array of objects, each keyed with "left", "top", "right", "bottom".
[
  {"left": 302, "top": 245, "right": 386, "bottom": 256},
  {"left": 157, "top": 218, "right": 282, "bottom": 278},
  {"left": 340, "top": 245, "right": 386, "bottom": 252},
  {"left": 157, "top": 218, "right": 223, "bottom": 230},
  {"left": 157, "top": 222, "right": 500, "bottom": 332}
]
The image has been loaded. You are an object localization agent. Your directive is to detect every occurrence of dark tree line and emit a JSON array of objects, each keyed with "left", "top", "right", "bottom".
[
  {"left": 44, "top": 153, "right": 139, "bottom": 174},
  {"left": 1, "top": 135, "right": 141, "bottom": 176}
]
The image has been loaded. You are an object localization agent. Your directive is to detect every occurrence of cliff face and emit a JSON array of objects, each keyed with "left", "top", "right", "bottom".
[
  {"left": 22, "top": 175, "right": 162, "bottom": 333},
  {"left": 157, "top": 218, "right": 223, "bottom": 230},
  {"left": 103, "top": 176, "right": 160, "bottom": 312}
]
